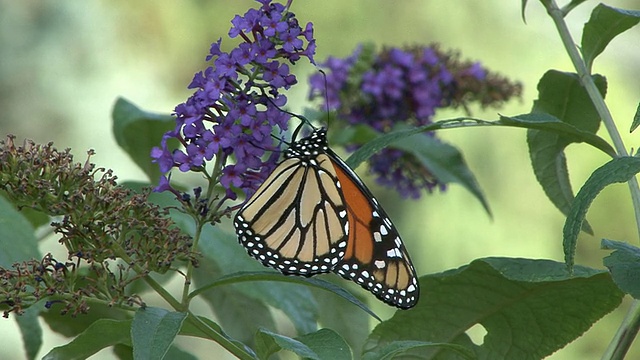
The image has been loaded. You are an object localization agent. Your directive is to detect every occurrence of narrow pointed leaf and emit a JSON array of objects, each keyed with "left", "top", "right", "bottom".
[
  {"left": 0, "top": 195, "right": 40, "bottom": 267},
  {"left": 0, "top": 196, "right": 42, "bottom": 359},
  {"left": 131, "top": 307, "right": 187, "bottom": 360},
  {"left": 602, "top": 239, "right": 640, "bottom": 299},
  {"left": 364, "top": 258, "right": 623, "bottom": 360},
  {"left": 344, "top": 126, "right": 430, "bottom": 170},
  {"left": 504, "top": 112, "right": 613, "bottom": 156},
  {"left": 563, "top": 157, "right": 640, "bottom": 270},
  {"left": 16, "top": 306, "right": 43, "bottom": 360},
  {"left": 255, "top": 329, "right": 319, "bottom": 360},
  {"left": 342, "top": 114, "right": 616, "bottom": 171},
  {"left": 179, "top": 315, "right": 226, "bottom": 340},
  {"left": 563, "top": 0, "right": 589, "bottom": 15},
  {"left": 527, "top": 71, "right": 608, "bottom": 233},
  {"left": 520, "top": 0, "right": 528, "bottom": 23},
  {"left": 393, "top": 134, "right": 489, "bottom": 214},
  {"left": 15, "top": 207, "right": 49, "bottom": 230},
  {"left": 582, "top": 4, "right": 640, "bottom": 71},
  {"left": 631, "top": 102, "right": 640, "bottom": 133},
  {"left": 179, "top": 314, "right": 255, "bottom": 357},
  {"left": 111, "top": 98, "right": 175, "bottom": 182},
  {"left": 192, "top": 271, "right": 380, "bottom": 322},
  {"left": 527, "top": 130, "right": 587, "bottom": 232},
  {"left": 42, "top": 319, "right": 132, "bottom": 360},
  {"left": 343, "top": 126, "right": 488, "bottom": 214}
]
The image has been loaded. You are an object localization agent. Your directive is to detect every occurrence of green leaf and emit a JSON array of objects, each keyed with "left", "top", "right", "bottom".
[
  {"left": 16, "top": 306, "right": 43, "bottom": 360},
  {"left": 197, "top": 225, "right": 319, "bottom": 334},
  {"left": 192, "top": 254, "right": 277, "bottom": 348},
  {"left": 344, "top": 114, "right": 615, "bottom": 172},
  {"left": 0, "top": 197, "right": 42, "bottom": 359},
  {"left": 0, "top": 195, "right": 40, "bottom": 267},
  {"left": 526, "top": 71, "right": 608, "bottom": 233},
  {"left": 302, "top": 277, "right": 380, "bottom": 322},
  {"left": 532, "top": 71, "right": 606, "bottom": 133},
  {"left": 527, "top": 130, "right": 586, "bottom": 233},
  {"left": 111, "top": 97, "right": 175, "bottom": 182},
  {"left": 505, "top": 114, "right": 612, "bottom": 156},
  {"left": 42, "top": 319, "right": 132, "bottom": 360},
  {"left": 296, "top": 328, "right": 352, "bottom": 360},
  {"left": 192, "top": 271, "right": 380, "bottom": 322},
  {"left": 179, "top": 314, "right": 256, "bottom": 357},
  {"left": 581, "top": 4, "right": 640, "bottom": 71},
  {"left": 392, "top": 134, "right": 489, "bottom": 215},
  {"left": 311, "top": 282, "right": 370, "bottom": 355},
  {"left": 41, "top": 302, "right": 132, "bottom": 338},
  {"left": 161, "top": 346, "right": 198, "bottom": 360},
  {"left": 340, "top": 112, "right": 617, "bottom": 219},
  {"left": 344, "top": 126, "right": 423, "bottom": 170},
  {"left": 631, "top": 102, "right": 640, "bottom": 133},
  {"left": 113, "top": 344, "right": 197, "bottom": 360},
  {"left": 563, "top": 157, "right": 640, "bottom": 270},
  {"left": 520, "top": 0, "right": 528, "bottom": 23},
  {"left": 131, "top": 307, "right": 187, "bottom": 360},
  {"left": 342, "top": 126, "right": 488, "bottom": 214},
  {"left": 16, "top": 206, "right": 49, "bottom": 230},
  {"left": 254, "top": 329, "right": 319, "bottom": 360},
  {"left": 563, "top": 0, "right": 589, "bottom": 15},
  {"left": 364, "top": 258, "right": 623, "bottom": 360},
  {"left": 602, "top": 239, "right": 640, "bottom": 299},
  {"left": 179, "top": 315, "right": 225, "bottom": 340},
  {"left": 180, "top": 313, "right": 258, "bottom": 358},
  {"left": 362, "top": 340, "right": 475, "bottom": 360},
  {"left": 112, "top": 344, "right": 134, "bottom": 360}
]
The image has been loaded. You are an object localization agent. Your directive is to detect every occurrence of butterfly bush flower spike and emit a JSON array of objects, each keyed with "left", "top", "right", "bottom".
[
  {"left": 310, "top": 44, "right": 522, "bottom": 199},
  {"left": 151, "top": 0, "right": 315, "bottom": 207}
]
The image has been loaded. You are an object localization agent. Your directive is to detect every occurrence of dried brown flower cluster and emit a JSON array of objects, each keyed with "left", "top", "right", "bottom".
[{"left": 0, "top": 136, "right": 196, "bottom": 317}]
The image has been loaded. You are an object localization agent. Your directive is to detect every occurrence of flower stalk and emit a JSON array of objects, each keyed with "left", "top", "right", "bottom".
[{"left": 542, "top": 1, "right": 640, "bottom": 358}]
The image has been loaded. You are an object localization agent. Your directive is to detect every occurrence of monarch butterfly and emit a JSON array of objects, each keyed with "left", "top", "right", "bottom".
[{"left": 234, "top": 128, "right": 419, "bottom": 309}]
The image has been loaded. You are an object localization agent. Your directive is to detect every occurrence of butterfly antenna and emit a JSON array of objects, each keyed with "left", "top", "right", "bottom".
[
  {"left": 259, "top": 88, "right": 316, "bottom": 142},
  {"left": 318, "top": 69, "right": 332, "bottom": 129}
]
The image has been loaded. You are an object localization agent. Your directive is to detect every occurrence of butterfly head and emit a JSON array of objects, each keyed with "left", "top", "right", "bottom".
[{"left": 284, "top": 128, "right": 328, "bottom": 160}]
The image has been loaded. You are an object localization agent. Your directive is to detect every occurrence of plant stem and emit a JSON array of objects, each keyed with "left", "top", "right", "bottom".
[
  {"left": 181, "top": 222, "right": 203, "bottom": 308},
  {"left": 112, "top": 240, "right": 254, "bottom": 358},
  {"left": 603, "top": 300, "right": 640, "bottom": 360},
  {"left": 544, "top": 1, "right": 640, "bottom": 358},
  {"left": 111, "top": 244, "right": 184, "bottom": 310},
  {"left": 544, "top": 0, "right": 640, "bottom": 237}
]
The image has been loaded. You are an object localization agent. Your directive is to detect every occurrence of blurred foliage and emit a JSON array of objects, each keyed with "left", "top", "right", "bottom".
[{"left": 1, "top": 1, "right": 639, "bottom": 359}]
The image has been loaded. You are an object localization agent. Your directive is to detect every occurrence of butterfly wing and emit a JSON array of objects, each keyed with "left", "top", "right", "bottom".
[
  {"left": 327, "top": 148, "right": 420, "bottom": 309},
  {"left": 235, "top": 128, "right": 419, "bottom": 308},
  {"left": 234, "top": 137, "right": 349, "bottom": 276}
]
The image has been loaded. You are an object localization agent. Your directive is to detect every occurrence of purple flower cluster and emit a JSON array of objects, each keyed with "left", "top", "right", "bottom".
[
  {"left": 312, "top": 46, "right": 458, "bottom": 129},
  {"left": 310, "top": 44, "right": 521, "bottom": 198},
  {"left": 152, "top": 0, "right": 315, "bottom": 201}
]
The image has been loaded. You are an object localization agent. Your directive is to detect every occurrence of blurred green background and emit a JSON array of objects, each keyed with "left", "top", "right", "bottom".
[{"left": 1, "top": 0, "right": 639, "bottom": 359}]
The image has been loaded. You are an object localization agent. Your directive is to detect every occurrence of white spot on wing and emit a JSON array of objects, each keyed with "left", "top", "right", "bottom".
[{"left": 387, "top": 248, "right": 401, "bottom": 258}]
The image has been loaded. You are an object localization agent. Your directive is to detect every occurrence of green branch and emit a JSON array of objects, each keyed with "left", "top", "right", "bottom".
[{"left": 542, "top": 1, "right": 640, "bottom": 359}]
